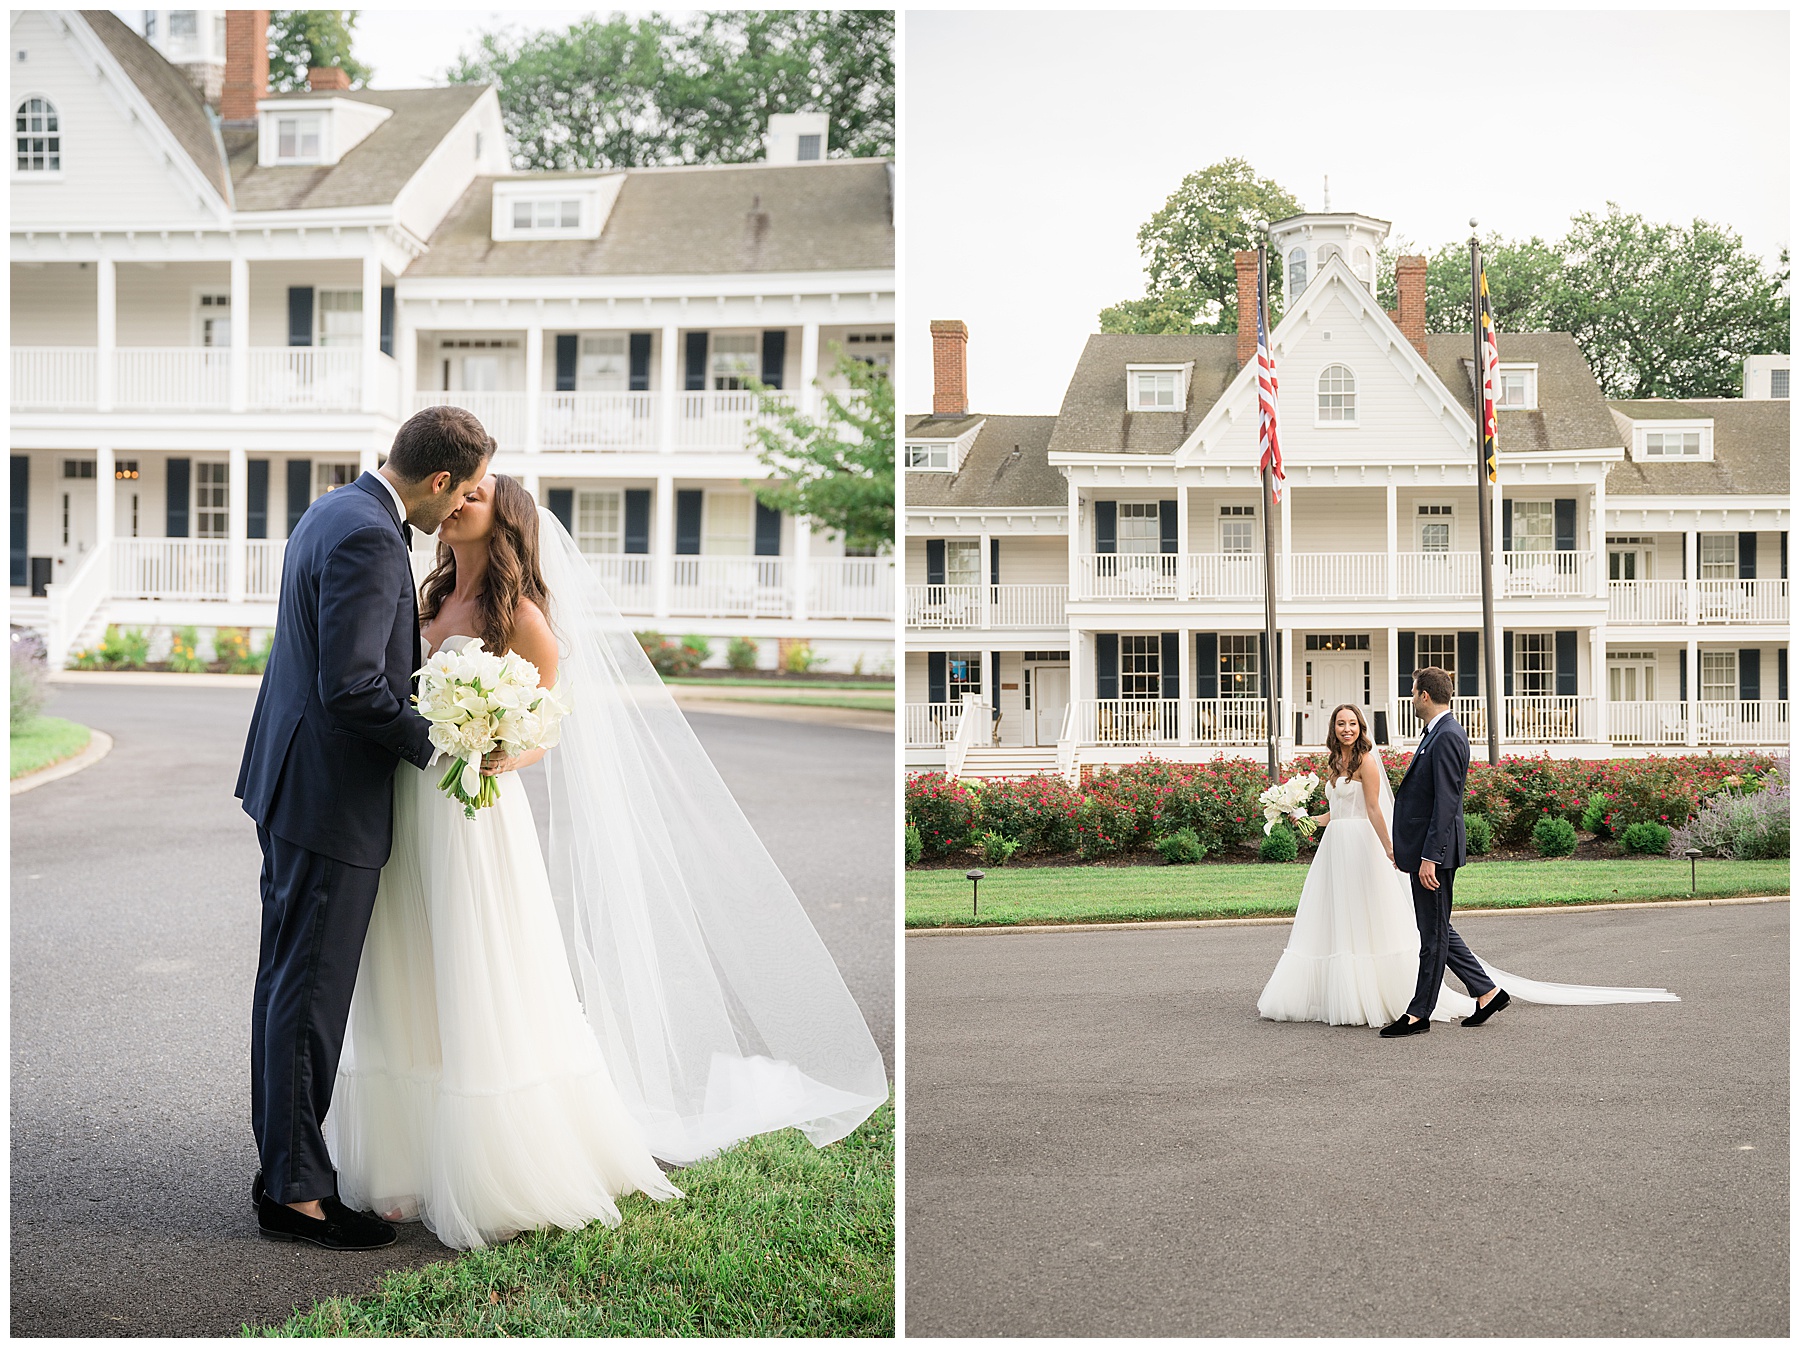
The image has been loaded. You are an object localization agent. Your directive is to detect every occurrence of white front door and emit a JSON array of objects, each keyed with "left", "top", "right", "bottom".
[
  {"left": 1305, "top": 655, "right": 1361, "bottom": 744},
  {"left": 1033, "top": 665, "right": 1070, "bottom": 747},
  {"left": 55, "top": 463, "right": 97, "bottom": 578}
]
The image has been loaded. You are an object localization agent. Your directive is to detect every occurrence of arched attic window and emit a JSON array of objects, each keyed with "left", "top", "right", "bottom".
[
  {"left": 1317, "top": 364, "right": 1357, "bottom": 423},
  {"left": 15, "top": 96, "right": 60, "bottom": 172}
]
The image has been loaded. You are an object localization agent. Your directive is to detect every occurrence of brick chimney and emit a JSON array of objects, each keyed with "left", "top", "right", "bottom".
[
  {"left": 1389, "top": 255, "right": 1429, "bottom": 359},
  {"left": 930, "top": 319, "right": 969, "bottom": 416},
  {"left": 221, "top": 10, "right": 269, "bottom": 123},
  {"left": 1234, "top": 251, "right": 1260, "bottom": 368},
  {"left": 307, "top": 65, "right": 350, "bottom": 92}
]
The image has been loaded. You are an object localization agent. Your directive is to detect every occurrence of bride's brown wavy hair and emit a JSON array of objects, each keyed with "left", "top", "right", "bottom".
[
  {"left": 418, "top": 473, "right": 550, "bottom": 655},
  {"left": 1325, "top": 703, "right": 1372, "bottom": 785}
]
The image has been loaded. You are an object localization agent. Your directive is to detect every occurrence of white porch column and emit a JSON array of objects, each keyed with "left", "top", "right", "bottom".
[
  {"left": 1177, "top": 625, "right": 1192, "bottom": 744},
  {"left": 523, "top": 324, "right": 544, "bottom": 458},
  {"left": 653, "top": 473, "right": 675, "bottom": 617},
  {"left": 791, "top": 517, "right": 811, "bottom": 621},
  {"left": 799, "top": 321, "right": 820, "bottom": 417},
  {"left": 978, "top": 529, "right": 992, "bottom": 628},
  {"left": 227, "top": 444, "right": 248, "bottom": 603},
  {"left": 520, "top": 472, "right": 540, "bottom": 503},
  {"left": 1685, "top": 528, "right": 1699, "bottom": 625},
  {"left": 229, "top": 256, "right": 249, "bottom": 413},
  {"left": 1386, "top": 623, "right": 1400, "bottom": 744},
  {"left": 1068, "top": 627, "right": 1085, "bottom": 737},
  {"left": 96, "top": 255, "right": 116, "bottom": 411},
  {"left": 1686, "top": 635, "right": 1700, "bottom": 748},
  {"left": 1279, "top": 482, "right": 1293, "bottom": 600},
  {"left": 659, "top": 324, "right": 681, "bottom": 454},
  {"left": 95, "top": 445, "right": 116, "bottom": 548},
  {"left": 1492, "top": 471, "right": 1506, "bottom": 602},
  {"left": 359, "top": 446, "right": 379, "bottom": 473},
  {"left": 1592, "top": 474, "right": 1607, "bottom": 600},
  {"left": 1175, "top": 484, "right": 1190, "bottom": 600},
  {"left": 1385, "top": 480, "right": 1398, "bottom": 600},
  {"left": 1067, "top": 476, "right": 1082, "bottom": 600},
  {"left": 397, "top": 298, "right": 419, "bottom": 412},
  {"left": 360, "top": 253, "right": 382, "bottom": 413},
  {"left": 1591, "top": 623, "right": 1608, "bottom": 746}
]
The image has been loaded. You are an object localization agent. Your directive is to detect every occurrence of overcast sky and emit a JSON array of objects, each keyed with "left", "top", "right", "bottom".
[{"left": 905, "top": 9, "right": 1790, "bottom": 415}]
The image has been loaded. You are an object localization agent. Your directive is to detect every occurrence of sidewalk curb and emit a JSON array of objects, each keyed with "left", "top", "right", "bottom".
[
  {"left": 47, "top": 670, "right": 263, "bottom": 687},
  {"left": 674, "top": 693, "right": 891, "bottom": 733},
  {"left": 11, "top": 729, "right": 114, "bottom": 795},
  {"left": 904, "top": 893, "right": 1790, "bottom": 936}
]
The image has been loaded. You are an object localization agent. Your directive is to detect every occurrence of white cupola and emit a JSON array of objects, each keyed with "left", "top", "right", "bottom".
[{"left": 1269, "top": 212, "right": 1392, "bottom": 298}]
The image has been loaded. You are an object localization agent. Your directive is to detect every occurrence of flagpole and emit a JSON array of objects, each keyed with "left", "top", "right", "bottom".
[
  {"left": 1470, "top": 225, "right": 1502, "bottom": 766},
  {"left": 1257, "top": 240, "right": 1280, "bottom": 781}
]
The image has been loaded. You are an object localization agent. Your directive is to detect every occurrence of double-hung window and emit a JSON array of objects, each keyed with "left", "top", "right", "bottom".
[
  {"left": 1120, "top": 635, "right": 1161, "bottom": 700},
  {"left": 1219, "top": 634, "right": 1260, "bottom": 699},
  {"left": 576, "top": 490, "right": 622, "bottom": 554},
  {"left": 1513, "top": 632, "right": 1554, "bottom": 697},
  {"left": 195, "top": 462, "right": 229, "bottom": 539}
]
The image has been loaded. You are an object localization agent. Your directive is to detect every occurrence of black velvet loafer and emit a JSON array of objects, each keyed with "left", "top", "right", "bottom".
[
  {"left": 1378, "top": 1015, "right": 1430, "bottom": 1038},
  {"left": 257, "top": 1192, "right": 396, "bottom": 1250},
  {"left": 1462, "top": 988, "right": 1511, "bottom": 1027}
]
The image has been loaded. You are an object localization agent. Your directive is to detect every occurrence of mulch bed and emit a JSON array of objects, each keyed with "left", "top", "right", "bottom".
[{"left": 911, "top": 832, "right": 1636, "bottom": 870}]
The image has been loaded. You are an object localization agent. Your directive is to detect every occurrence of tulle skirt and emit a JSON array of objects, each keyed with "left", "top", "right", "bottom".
[{"left": 325, "top": 761, "right": 680, "bottom": 1250}]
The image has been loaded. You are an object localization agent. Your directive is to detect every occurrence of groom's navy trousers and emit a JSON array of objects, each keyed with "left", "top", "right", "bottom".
[{"left": 1406, "top": 865, "right": 1495, "bottom": 1021}]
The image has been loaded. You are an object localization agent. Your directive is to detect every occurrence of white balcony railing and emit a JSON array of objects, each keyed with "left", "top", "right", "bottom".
[
  {"left": 672, "top": 390, "right": 796, "bottom": 452},
  {"left": 903, "top": 583, "right": 1067, "bottom": 628},
  {"left": 113, "top": 538, "right": 228, "bottom": 600},
  {"left": 540, "top": 392, "right": 659, "bottom": 451},
  {"left": 1292, "top": 552, "right": 1387, "bottom": 599},
  {"left": 1609, "top": 700, "right": 1690, "bottom": 746},
  {"left": 671, "top": 556, "right": 790, "bottom": 617},
  {"left": 1697, "top": 700, "right": 1790, "bottom": 746},
  {"left": 1191, "top": 697, "right": 1274, "bottom": 745},
  {"left": 113, "top": 347, "right": 231, "bottom": 409},
  {"left": 246, "top": 540, "right": 285, "bottom": 602},
  {"left": 1397, "top": 551, "right": 1481, "bottom": 599},
  {"left": 411, "top": 390, "right": 528, "bottom": 447},
  {"left": 905, "top": 702, "right": 961, "bottom": 748},
  {"left": 1504, "top": 549, "right": 1593, "bottom": 598},
  {"left": 1075, "top": 553, "right": 1181, "bottom": 601},
  {"left": 810, "top": 558, "right": 894, "bottom": 619},
  {"left": 1608, "top": 579, "right": 1688, "bottom": 624},
  {"left": 248, "top": 348, "right": 364, "bottom": 411},
  {"left": 585, "top": 554, "right": 654, "bottom": 613},
  {"left": 1187, "top": 553, "right": 1265, "bottom": 600},
  {"left": 1077, "top": 697, "right": 1180, "bottom": 746},
  {"left": 991, "top": 584, "right": 1067, "bottom": 627},
  {"left": 906, "top": 583, "right": 982, "bottom": 628},
  {"left": 1694, "top": 579, "right": 1788, "bottom": 625},
  {"left": 12, "top": 347, "right": 98, "bottom": 409}
]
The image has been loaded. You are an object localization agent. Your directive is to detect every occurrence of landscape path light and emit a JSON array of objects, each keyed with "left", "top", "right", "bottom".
[
  {"left": 1684, "top": 847, "right": 1702, "bottom": 894},
  {"left": 966, "top": 869, "right": 985, "bottom": 917}
]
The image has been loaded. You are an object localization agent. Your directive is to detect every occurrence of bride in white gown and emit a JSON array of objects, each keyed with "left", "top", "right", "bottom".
[
  {"left": 324, "top": 474, "right": 888, "bottom": 1249},
  {"left": 1257, "top": 704, "right": 1680, "bottom": 1027}
]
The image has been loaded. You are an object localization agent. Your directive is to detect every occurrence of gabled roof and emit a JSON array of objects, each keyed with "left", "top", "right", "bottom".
[
  {"left": 1422, "top": 331, "right": 1624, "bottom": 454},
  {"left": 904, "top": 414, "right": 1063, "bottom": 510},
  {"left": 223, "top": 86, "right": 489, "bottom": 212},
  {"left": 78, "top": 9, "right": 231, "bottom": 204},
  {"left": 405, "top": 160, "right": 895, "bottom": 277},
  {"left": 1605, "top": 398, "right": 1789, "bottom": 497},
  {"left": 1045, "top": 334, "right": 1239, "bottom": 457}
]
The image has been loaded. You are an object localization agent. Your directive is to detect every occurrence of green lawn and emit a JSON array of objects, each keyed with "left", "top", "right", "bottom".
[
  {"left": 905, "top": 859, "right": 1789, "bottom": 929},
  {"left": 667, "top": 678, "right": 894, "bottom": 692},
  {"left": 10, "top": 716, "right": 92, "bottom": 779},
  {"left": 253, "top": 1098, "right": 893, "bottom": 1338},
  {"left": 707, "top": 695, "right": 894, "bottom": 714}
]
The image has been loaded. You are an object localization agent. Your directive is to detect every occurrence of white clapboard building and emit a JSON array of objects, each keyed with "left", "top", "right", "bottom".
[
  {"left": 905, "top": 211, "right": 1788, "bottom": 776},
  {"left": 11, "top": 9, "right": 894, "bottom": 671}
]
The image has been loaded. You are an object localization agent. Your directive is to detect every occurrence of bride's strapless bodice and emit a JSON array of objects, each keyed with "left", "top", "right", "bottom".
[{"left": 1325, "top": 776, "right": 1369, "bottom": 821}]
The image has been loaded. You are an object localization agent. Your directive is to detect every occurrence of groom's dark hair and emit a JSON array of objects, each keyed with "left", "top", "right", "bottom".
[
  {"left": 386, "top": 405, "right": 493, "bottom": 485},
  {"left": 1412, "top": 666, "right": 1454, "bottom": 706}
]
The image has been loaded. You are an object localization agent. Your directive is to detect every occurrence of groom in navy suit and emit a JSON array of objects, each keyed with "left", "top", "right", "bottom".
[
  {"left": 1381, "top": 665, "right": 1509, "bottom": 1037},
  {"left": 236, "top": 405, "right": 490, "bottom": 1247}
]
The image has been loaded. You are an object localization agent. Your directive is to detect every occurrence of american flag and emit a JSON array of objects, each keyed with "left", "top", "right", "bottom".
[
  {"left": 1256, "top": 288, "right": 1284, "bottom": 503},
  {"left": 1478, "top": 265, "right": 1499, "bottom": 483}
]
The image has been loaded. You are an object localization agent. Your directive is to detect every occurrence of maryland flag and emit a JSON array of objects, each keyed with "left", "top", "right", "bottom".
[{"left": 1477, "top": 266, "right": 1498, "bottom": 483}]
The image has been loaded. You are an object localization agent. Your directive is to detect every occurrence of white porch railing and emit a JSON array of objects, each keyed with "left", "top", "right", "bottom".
[
  {"left": 1397, "top": 551, "right": 1480, "bottom": 599},
  {"left": 943, "top": 694, "right": 984, "bottom": 778},
  {"left": 1697, "top": 700, "right": 1789, "bottom": 746},
  {"left": 1077, "top": 697, "right": 1180, "bottom": 745},
  {"left": 905, "top": 702, "right": 961, "bottom": 748},
  {"left": 539, "top": 392, "right": 659, "bottom": 451},
  {"left": 1191, "top": 697, "right": 1273, "bottom": 745},
  {"left": 991, "top": 584, "right": 1067, "bottom": 627},
  {"left": 249, "top": 348, "right": 363, "bottom": 411},
  {"left": 1694, "top": 579, "right": 1788, "bottom": 625},
  {"left": 113, "top": 538, "right": 229, "bottom": 600},
  {"left": 45, "top": 542, "right": 112, "bottom": 668},
  {"left": 1608, "top": 579, "right": 1688, "bottom": 624},
  {"left": 904, "top": 583, "right": 1068, "bottom": 628},
  {"left": 411, "top": 390, "right": 528, "bottom": 447},
  {"left": 670, "top": 556, "right": 790, "bottom": 617},
  {"left": 1395, "top": 696, "right": 1490, "bottom": 741},
  {"left": 1292, "top": 552, "right": 1386, "bottom": 598},
  {"left": 1503, "top": 695, "right": 1594, "bottom": 742},
  {"left": 246, "top": 540, "right": 285, "bottom": 602},
  {"left": 585, "top": 554, "right": 653, "bottom": 613},
  {"left": 1075, "top": 553, "right": 1181, "bottom": 600},
  {"left": 810, "top": 558, "right": 894, "bottom": 619},
  {"left": 113, "top": 347, "right": 231, "bottom": 409},
  {"left": 1503, "top": 549, "right": 1593, "bottom": 598},
  {"left": 1188, "top": 553, "right": 1265, "bottom": 600},
  {"left": 1609, "top": 700, "right": 1690, "bottom": 746},
  {"left": 672, "top": 390, "right": 797, "bottom": 452},
  {"left": 906, "top": 583, "right": 982, "bottom": 628},
  {"left": 12, "top": 347, "right": 98, "bottom": 409}
]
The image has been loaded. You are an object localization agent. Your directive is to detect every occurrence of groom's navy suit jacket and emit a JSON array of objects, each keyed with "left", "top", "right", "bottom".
[
  {"left": 1391, "top": 712, "right": 1470, "bottom": 874},
  {"left": 235, "top": 472, "right": 433, "bottom": 870}
]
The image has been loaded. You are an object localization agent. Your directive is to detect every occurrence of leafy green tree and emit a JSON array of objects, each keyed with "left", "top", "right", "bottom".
[
  {"left": 1099, "top": 159, "right": 1303, "bottom": 334},
  {"left": 1377, "top": 233, "right": 1563, "bottom": 335},
  {"left": 267, "top": 11, "right": 371, "bottom": 91},
  {"left": 747, "top": 352, "right": 893, "bottom": 554},
  {"left": 446, "top": 11, "right": 894, "bottom": 170}
]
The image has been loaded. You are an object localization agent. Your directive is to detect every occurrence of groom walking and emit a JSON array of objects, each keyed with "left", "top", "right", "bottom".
[
  {"left": 235, "top": 406, "right": 491, "bottom": 1247},
  {"left": 1380, "top": 665, "right": 1509, "bottom": 1037}
]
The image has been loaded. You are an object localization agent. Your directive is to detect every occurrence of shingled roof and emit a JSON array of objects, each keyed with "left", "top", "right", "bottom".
[
  {"left": 1605, "top": 399, "right": 1790, "bottom": 497},
  {"left": 1422, "top": 331, "right": 1625, "bottom": 454},
  {"left": 1044, "top": 334, "right": 1239, "bottom": 457},
  {"left": 223, "top": 86, "right": 489, "bottom": 212},
  {"left": 80, "top": 9, "right": 232, "bottom": 204},
  {"left": 905, "top": 415, "right": 1063, "bottom": 510},
  {"left": 406, "top": 160, "right": 894, "bottom": 277}
]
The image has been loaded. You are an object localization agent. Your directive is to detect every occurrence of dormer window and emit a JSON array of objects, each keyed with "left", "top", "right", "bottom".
[
  {"left": 491, "top": 176, "right": 623, "bottom": 242},
  {"left": 906, "top": 441, "right": 953, "bottom": 470},
  {"left": 1495, "top": 364, "right": 1537, "bottom": 409},
  {"left": 276, "top": 115, "right": 321, "bottom": 161},
  {"left": 513, "top": 198, "right": 581, "bottom": 230},
  {"left": 1127, "top": 363, "right": 1191, "bottom": 411},
  {"left": 1642, "top": 428, "right": 1704, "bottom": 458},
  {"left": 1629, "top": 419, "right": 1713, "bottom": 462},
  {"left": 797, "top": 133, "right": 822, "bottom": 161}
]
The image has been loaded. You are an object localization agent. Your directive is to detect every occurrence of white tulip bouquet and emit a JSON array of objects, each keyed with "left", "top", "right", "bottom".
[
  {"left": 413, "top": 638, "right": 570, "bottom": 819},
  {"left": 1259, "top": 772, "right": 1320, "bottom": 837}
]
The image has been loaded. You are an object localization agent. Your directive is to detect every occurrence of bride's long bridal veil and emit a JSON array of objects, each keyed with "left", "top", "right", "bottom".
[{"left": 532, "top": 509, "right": 887, "bottom": 1164}]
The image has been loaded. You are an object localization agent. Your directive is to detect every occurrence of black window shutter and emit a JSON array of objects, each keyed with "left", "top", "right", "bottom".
[
  {"left": 1679, "top": 648, "right": 1687, "bottom": 702},
  {"left": 623, "top": 489, "right": 650, "bottom": 554},
  {"left": 1457, "top": 631, "right": 1479, "bottom": 698},
  {"left": 1159, "top": 500, "right": 1177, "bottom": 554},
  {"left": 1259, "top": 631, "right": 1276, "bottom": 701},
  {"left": 166, "top": 457, "right": 190, "bottom": 538},
  {"left": 628, "top": 333, "right": 652, "bottom": 392},
  {"left": 287, "top": 287, "right": 313, "bottom": 347},
  {"left": 928, "top": 651, "right": 947, "bottom": 704},
  {"left": 1779, "top": 647, "right": 1788, "bottom": 702},
  {"left": 1501, "top": 503, "right": 1513, "bottom": 553},
  {"left": 684, "top": 333, "right": 708, "bottom": 391},
  {"left": 1554, "top": 498, "right": 1576, "bottom": 551},
  {"left": 675, "top": 490, "right": 703, "bottom": 554},
  {"left": 379, "top": 286, "right": 394, "bottom": 357},
  {"left": 10, "top": 456, "right": 27, "bottom": 587},
  {"left": 246, "top": 459, "right": 269, "bottom": 540},
  {"left": 990, "top": 538, "right": 1000, "bottom": 585},
  {"left": 1555, "top": 630, "right": 1578, "bottom": 697},
  {"left": 1397, "top": 630, "right": 1415, "bottom": 698},
  {"left": 1782, "top": 531, "right": 1788, "bottom": 580},
  {"left": 555, "top": 335, "right": 578, "bottom": 392},
  {"left": 1160, "top": 631, "right": 1179, "bottom": 700},
  {"left": 760, "top": 331, "right": 786, "bottom": 389},
  {"left": 1096, "top": 633, "right": 1119, "bottom": 700},
  {"left": 1739, "top": 649, "right": 1761, "bottom": 702},
  {"left": 547, "top": 489, "right": 573, "bottom": 534},
  {"left": 286, "top": 459, "right": 311, "bottom": 536},
  {"left": 754, "top": 500, "right": 781, "bottom": 556},
  {"left": 1739, "top": 531, "right": 1757, "bottom": 579},
  {"left": 1095, "top": 500, "right": 1117, "bottom": 554},
  {"left": 1503, "top": 630, "right": 1515, "bottom": 697},
  {"left": 925, "top": 539, "right": 945, "bottom": 586},
  {"left": 1196, "top": 632, "right": 1218, "bottom": 700}
]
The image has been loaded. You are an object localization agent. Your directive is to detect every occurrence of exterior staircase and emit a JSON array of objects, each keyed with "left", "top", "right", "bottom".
[{"left": 954, "top": 745, "right": 1063, "bottom": 780}]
